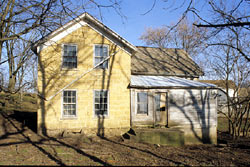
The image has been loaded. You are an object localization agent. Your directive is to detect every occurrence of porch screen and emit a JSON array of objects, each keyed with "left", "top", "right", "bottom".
[{"left": 137, "top": 92, "right": 148, "bottom": 114}]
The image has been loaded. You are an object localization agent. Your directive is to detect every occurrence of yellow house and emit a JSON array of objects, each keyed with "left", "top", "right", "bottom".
[
  {"left": 33, "top": 13, "right": 218, "bottom": 144},
  {"left": 32, "top": 13, "right": 136, "bottom": 136}
]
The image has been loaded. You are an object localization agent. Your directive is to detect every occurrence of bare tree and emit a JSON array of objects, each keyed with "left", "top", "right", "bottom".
[
  {"left": 209, "top": 37, "right": 250, "bottom": 137},
  {"left": 158, "top": 0, "right": 250, "bottom": 61},
  {"left": 140, "top": 18, "right": 207, "bottom": 54},
  {"left": 139, "top": 18, "right": 207, "bottom": 63},
  {"left": 0, "top": 0, "right": 124, "bottom": 92}
]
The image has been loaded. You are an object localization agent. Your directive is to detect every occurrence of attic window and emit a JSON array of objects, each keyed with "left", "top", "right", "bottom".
[
  {"left": 62, "top": 44, "right": 77, "bottom": 69},
  {"left": 94, "top": 45, "right": 108, "bottom": 69}
]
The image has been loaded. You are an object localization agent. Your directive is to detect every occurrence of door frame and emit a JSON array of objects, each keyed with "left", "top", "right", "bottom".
[{"left": 153, "top": 92, "right": 169, "bottom": 127}]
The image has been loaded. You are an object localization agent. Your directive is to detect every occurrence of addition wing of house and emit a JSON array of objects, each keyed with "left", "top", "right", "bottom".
[{"left": 131, "top": 46, "right": 204, "bottom": 79}]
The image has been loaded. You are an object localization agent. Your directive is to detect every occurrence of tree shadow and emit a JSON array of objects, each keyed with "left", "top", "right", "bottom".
[
  {"left": 100, "top": 136, "right": 188, "bottom": 166},
  {"left": 132, "top": 47, "right": 203, "bottom": 79},
  {"left": 8, "top": 110, "right": 37, "bottom": 133},
  {"left": 169, "top": 89, "right": 215, "bottom": 144},
  {"left": 0, "top": 111, "right": 111, "bottom": 166}
]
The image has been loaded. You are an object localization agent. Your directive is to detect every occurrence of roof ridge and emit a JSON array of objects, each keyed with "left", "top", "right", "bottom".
[
  {"left": 136, "top": 46, "right": 183, "bottom": 50},
  {"left": 32, "top": 12, "right": 136, "bottom": 53}
]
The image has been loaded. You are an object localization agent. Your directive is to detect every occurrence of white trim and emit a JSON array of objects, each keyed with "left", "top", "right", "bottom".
[
  {"left": 93, "top": 44, "right": 109, "bottom": 69},
  {"left": 86, "top": 22, "right": 133, "bottom": 55},
  {"left": 135, "top": 91, "right": 149, "bottom": 115},
  {"left": 93, "top": 89, "right": 109, "bottom": 118},
  {"left": 85, "top": 13, "right": 136, "bottom": 51},
  {"left": 61, "top": 43, "right": 78, "bottom": 70},
  {"left": 41, "top": 21, "right": 86, "bottom": 52},
  {"left": 61, "top": 89, "right": 78, "bottom": 119},
  {"left": 36, "top": 13, "right": 136, "bottom": 54}
]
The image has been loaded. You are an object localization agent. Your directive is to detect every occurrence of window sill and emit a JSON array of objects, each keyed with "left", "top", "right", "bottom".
[
  {"left": 136, "top": 113, "right": 149, "bottom": 116},
  {"left": 93, "top": 115, "right": 109, "bottom": 119},
  {"left": 61, "top": 68, "right": 79, "bottom": 71},
  {"left": 60, "top": 116, "right": 78, "bottom": 120}
]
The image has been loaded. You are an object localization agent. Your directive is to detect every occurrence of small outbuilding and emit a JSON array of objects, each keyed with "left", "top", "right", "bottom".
[{"left": 130, "top": 47, "right": 218, "bottom": 144}]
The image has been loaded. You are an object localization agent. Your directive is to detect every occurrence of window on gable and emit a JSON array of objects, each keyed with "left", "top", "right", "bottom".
[
  {"left": 94, "top": 45, "right": 108, "bottom": 69},
  {"left": 62, "top": 90, "right": 77, "bottom": 117},
  {"left": 94, "top": 90, "right": 108, "bottom": 116},
  {"left": 137, "top": 92, "right": 148, "bottom": 115},
  {"left": 62, "top": 44, "right": 77, "bottom": 68}
]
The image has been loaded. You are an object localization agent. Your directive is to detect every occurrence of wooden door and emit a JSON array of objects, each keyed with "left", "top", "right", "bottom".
[{"left": 154, "top": 93, "right": 168, "bottom": 126}]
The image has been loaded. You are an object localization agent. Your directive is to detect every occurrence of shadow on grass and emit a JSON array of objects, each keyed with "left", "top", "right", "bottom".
[
  {"left": 0, "top": 111, "right": 111, "bottom": 166},
  {"left": 9, "top": 110, "right": 37, "bottom": 133},
  {"left": 100, "top": 136, "right": 189, "bottom": 166}
]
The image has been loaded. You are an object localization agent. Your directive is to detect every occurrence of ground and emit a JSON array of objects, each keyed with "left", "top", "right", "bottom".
[
  {"left": 0, "top": 93, "right": 250, "bottom": 166},
  {"left": 0, "top": 110, "right": 250, "bottom": 166}
]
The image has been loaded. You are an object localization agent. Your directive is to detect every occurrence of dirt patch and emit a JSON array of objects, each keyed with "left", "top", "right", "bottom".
[{"left": 0, "top": 111, "right": 250, "bottom": 166}]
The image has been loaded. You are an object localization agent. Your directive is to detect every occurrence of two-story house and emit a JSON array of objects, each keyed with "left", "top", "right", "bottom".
[{"left": 32, "top": 13, "right": 218, "bottom": 144}]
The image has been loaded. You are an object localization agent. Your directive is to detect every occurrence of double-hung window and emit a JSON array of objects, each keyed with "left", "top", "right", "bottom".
[
  {"left": 94, "top": 90, "right": 108, "bottom": 116},
  {"left": 62, "top": 90, "right": 77, "bottom": 117},
  {"left": 62, "top": 44, "right": 77, "bottom": 68},
  {"left": 94, "top": 45, "right": 108, "bottom": 69},
  {"left": 136, "top": 92, "right": 148, "bottom": 115}
]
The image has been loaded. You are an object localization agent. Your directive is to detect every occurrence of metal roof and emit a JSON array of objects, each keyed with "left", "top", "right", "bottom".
[{"left": 130, "top": 75, "right": 216, "bottom": 88}]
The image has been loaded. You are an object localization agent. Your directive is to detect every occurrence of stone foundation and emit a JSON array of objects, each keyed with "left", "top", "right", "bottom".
[{"left": 38, "top": 127, "right": 130, "bottom": 138}]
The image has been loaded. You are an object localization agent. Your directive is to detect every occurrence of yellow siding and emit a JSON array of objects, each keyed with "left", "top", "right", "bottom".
[{"left": 37, "top": 25, "right": 131, "bottom": 136}]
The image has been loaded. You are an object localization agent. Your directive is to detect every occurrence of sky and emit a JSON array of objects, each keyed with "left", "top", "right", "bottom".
[{"left": 87, "top": 0, "right": 197, "bottom": 46}]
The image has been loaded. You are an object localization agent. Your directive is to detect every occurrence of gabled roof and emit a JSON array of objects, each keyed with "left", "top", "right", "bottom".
[
  {"left": 131, "top": 46, "right": 204, "bottom": 78},
  {"left": 32, "top": 13, "right": 136, "bottom": 54},
  {"left": 130, "top": 75, "right": 216, "bottom": 89},
  {"left": 199, "top": 80, "right": 236, "bottom": 89}
]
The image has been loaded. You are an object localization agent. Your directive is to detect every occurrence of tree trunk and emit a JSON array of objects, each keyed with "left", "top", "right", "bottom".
[
  {"left": 6, "top": 40, "right": 16, "bottom": 93},
  {"left": 242, "top": 103, "right": 250, "bottom": 136},
  {"left": 0, "top": 41, "right": 3, "bottom": 63}
]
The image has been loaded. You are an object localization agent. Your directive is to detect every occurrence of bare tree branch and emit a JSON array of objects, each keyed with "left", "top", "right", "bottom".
[{"left": 194, "top": 22, "right": 250, "bottom": 28}]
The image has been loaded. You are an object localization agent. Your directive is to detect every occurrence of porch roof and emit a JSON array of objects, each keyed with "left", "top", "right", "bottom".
[{"left": 130, "top": 75, "right": 216, "bottom": 89}]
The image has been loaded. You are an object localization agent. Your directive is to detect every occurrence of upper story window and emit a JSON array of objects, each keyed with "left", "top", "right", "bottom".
[
  {"left": 62, "top": 90, "right": 77, "bottom": 118},
  {"left": 94, "top": 45, "right": 108, "bottom": 69},
  {"left": 62, "top": 44, "right": 77, "bottom": 69}
]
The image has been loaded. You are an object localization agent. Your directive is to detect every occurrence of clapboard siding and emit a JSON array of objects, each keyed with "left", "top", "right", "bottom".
[
  {"left": 131, "top": 88, "right": 218, "bottom": 144},
  {"left": 168, "top": 89, "right": 217, "bottom": 128}
]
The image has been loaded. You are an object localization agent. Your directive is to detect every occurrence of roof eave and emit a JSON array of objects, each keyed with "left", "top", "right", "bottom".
[
  {"left": 129, "top": 85, "right": 217, "bottom": 89},
  {"left": 33, "top": 12, "right": 136, "bottom": 54}
]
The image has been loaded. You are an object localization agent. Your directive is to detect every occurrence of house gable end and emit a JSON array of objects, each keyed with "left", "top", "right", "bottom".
[{"left": 35, "top": 13, "right": 136, "bottom": 55}]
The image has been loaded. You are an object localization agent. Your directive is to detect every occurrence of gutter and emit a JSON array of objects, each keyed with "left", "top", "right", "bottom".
[{"left": 128, "top": 85, "right": 218, "bottom": 90}]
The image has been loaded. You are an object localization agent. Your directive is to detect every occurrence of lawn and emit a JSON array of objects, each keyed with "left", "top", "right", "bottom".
[{"left": 0, "top": 93, "right": 250, "bottom": 166}]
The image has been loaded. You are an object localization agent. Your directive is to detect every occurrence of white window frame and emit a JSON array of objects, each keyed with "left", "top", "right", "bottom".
[
  {"left": 93, "top": 90, "right": 109, "bottom": 117},
  {"left": 93, "top": 44, "right": 109, "bottom": 69},
  {"left": 135, "top": 91, "right": 148, "bottom": 115},
  {"left": 61, "top": 89, "right": 77, "bottom": 119},
  {"left": 61, "top": 44, "right": 78, "bottom": 69}
]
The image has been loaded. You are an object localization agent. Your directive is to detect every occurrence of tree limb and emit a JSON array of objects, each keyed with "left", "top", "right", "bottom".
[{"left": 194, "top": 22, "right": 250, "bottom": 28}]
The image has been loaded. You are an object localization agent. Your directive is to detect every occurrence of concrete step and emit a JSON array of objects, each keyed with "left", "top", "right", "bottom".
[{"left": 122, "top": 128, "right": 184, "bottom": 146}]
